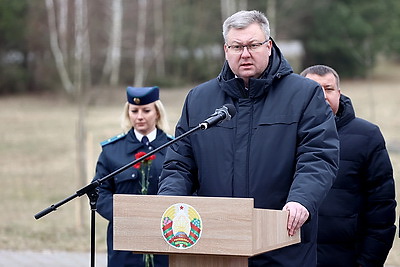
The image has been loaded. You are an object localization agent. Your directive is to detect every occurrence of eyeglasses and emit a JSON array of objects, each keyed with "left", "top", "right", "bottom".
[{"left": 226, "top": 40, "right": 269, "bottom": 54}]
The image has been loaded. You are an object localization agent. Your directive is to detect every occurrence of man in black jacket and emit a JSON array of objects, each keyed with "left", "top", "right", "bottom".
[
  {"left": 301, "top": 65, "right": 397, "bottom": 267},
  {"left": 158, "top": 11, "right": 340, "bottom": 266}
]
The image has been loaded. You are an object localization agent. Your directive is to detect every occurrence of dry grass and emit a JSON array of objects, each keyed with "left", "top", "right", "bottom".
[
  {"left": 0, "top": 62, "right": 399, "bottom": 265},
  {"left": 0, "top": 87, "right": 190, "bottom": 253}
]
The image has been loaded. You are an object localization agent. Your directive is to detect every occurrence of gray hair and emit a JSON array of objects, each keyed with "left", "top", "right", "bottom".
[
  {"left": 222, "top": 10, "right": 271, "bottom": 43},
  {"left": 300, "top": 65, "right": 340, "bottom": 88}
]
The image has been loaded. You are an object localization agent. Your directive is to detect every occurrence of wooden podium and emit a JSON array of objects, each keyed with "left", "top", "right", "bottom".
[{"left": 113, "top": 194, "right": 300, "bottom": 267}]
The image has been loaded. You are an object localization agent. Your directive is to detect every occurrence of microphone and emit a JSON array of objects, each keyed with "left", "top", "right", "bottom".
[{"left": 200, "top": 104, "right": 236, "bottom": 129}]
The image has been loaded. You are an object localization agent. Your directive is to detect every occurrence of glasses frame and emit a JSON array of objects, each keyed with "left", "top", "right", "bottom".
[{"left": 226, "top": 40, "right": 269, "bottom": 54}]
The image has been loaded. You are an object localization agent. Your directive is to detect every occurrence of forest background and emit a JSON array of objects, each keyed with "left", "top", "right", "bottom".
[{"left": 1, "top": 0, "right": 400, "bottom": 265}]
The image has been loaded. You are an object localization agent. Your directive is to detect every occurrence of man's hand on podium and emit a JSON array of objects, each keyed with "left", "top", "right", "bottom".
[{"left": 283, "top": 202, "right": 310, "bottom": 236}]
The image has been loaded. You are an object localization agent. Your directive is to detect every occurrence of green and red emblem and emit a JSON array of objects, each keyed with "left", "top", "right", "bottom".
[{"left": 161, "top": 203, "right": 202, "bottom": 249}]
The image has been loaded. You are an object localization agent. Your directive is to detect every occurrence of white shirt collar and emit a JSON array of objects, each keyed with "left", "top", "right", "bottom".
[
  {"left": 134, "top": 128, "right": 157, "bottom": 143},
  {"left": 235, "top": 75, "right": 248, "bottom": 90}
]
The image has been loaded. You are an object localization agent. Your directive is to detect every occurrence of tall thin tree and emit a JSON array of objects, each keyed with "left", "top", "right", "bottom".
[
  {"left": 220, "top": 0, "right": 247, "bottom": 22},
  {"left": 134, "top": 0, "right": 148, "bottom": 86},
  {"left": 57, "top": 0, "right": 68, "bottom": 65},
  {"left": 74, "top": 0, "right": 91, "bottom": 229},
  {"left": 45, "top": 0, "right": 74, "bottom": 94},
  {"left": 153, "top": 0, "right": 165, "bottom": 77},
  {"left": 102, "top": 0, "right": 123, "bottom": 86}
]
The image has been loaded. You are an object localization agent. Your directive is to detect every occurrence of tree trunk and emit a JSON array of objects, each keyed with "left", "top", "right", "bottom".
[
  {"left": 102, "top": 0, "right": 123, "bottom": 86},
  {"left": 153, "top": 0, "right": 165, "bottom": 77},
  {"left": 220, "top": 0, "right": 248, "bottom": 22},
  {"left": 45, "top": 0, "right": 74, "bottom": 94},
  {"left": 266, "top": 0, "right": 276, "bottom": 37},
  {"left": 134, "top": 0, "right": 148, "bottom": 86},
  {"left": 57, "top": 0, "right": 68, "bottom": 65},
  {"left": 220, "top": 0, "right": 236, "bottom": 23},
  {"left": 238, "top": 0, "right": 247, "bottom": 11},
  {"left": 74, "top": 0, "right": 91, "bottom": 229}
]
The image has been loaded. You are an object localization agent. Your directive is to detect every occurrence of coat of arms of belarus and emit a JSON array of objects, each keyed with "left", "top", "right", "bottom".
[{"left": 161, "top": 203, "right": 202, "bottom": 249}]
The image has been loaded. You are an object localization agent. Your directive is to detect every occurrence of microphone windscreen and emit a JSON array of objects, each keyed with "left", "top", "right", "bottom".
[{"left": 224, "top": 104, "right": 236, "bottom": 118}]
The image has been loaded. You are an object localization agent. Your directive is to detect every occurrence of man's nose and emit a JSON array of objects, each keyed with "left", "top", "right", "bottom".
[{"left": 241, "top": 46, "right": 251, "bottom": 57}]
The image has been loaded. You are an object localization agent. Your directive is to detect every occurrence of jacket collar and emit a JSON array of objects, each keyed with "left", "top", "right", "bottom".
[
  {"left": 217, "top": 38, "right": 293, "bottom": 99},
  {"left": 126, "top": 128, "right": 168, "bottom": 153},
  {"left": 335, "top": 94, "right": 356, "bottom": 129}
]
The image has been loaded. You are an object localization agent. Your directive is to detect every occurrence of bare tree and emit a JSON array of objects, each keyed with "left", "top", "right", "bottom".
[
  {"left": 74, "top": 0, "right": 91, "bottom": 229},
  {"left": 102, "top": 0, "right": 123, "bottom": 86},
  {"left": 266, "top": 0, "right": 276, "bottom": 37},
  {"left": 73, "top": 0, "right": 91, "bottom": 97},
  {"left": 45, "top": 0, "right": 74, "bottom": 93},
  {"left": 238, "top": 0, "right": 248, "bottom": 11},
  {"left": 57, "top": 0, "right": 68, "bottom": 63},
  {"left": 46, "top": 0, "right": 91, "bottom": 229},
  {"left": 153, "top": 0, "right": 165, "bottom": 77},
  {"left": 220, "top": 0, "right": 236, "bottom": 22},
  {"left": 220, "top": 0, "right": 247, "bottom": 22},
  {"left": 134, "top": 0, "right": 148, "bottom": 86}
]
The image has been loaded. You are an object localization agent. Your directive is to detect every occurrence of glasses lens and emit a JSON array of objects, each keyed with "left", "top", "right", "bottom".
[
  {"left": 228, "top": 41, "right": 266, "bottom": 53},
  {"left": 232, "top": 45, "right": 242, "bottom": 53},
  {"left": 249, "top": 44, "right": 261, "bottom": 51}
]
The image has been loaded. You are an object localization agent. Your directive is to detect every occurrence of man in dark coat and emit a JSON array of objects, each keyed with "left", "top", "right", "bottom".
[
  {"left": 301, "top": 65, "right": 397, "bottom": 267},
  {"left": 158, "top": 11, "right": 339, "bottom": 266}
]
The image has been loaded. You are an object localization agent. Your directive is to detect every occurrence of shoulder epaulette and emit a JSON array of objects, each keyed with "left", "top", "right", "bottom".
[{"left": 100, "top": 133, "right": 127, "bottom": 147}]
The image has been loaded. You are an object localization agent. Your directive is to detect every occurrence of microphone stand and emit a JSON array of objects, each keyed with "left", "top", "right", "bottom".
[{"left": 34, "top": 124, "right": 205, "bottom": 267}]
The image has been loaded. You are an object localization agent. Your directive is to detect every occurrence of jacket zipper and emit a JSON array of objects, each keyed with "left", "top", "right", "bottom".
[{"left": 245, "top": 101, "right": 254, "bottom": 197}]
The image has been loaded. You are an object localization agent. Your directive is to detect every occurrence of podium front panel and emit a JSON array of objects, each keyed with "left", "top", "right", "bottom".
[{"left": 113, "top": 194, "right": 255, "bottom": 256}]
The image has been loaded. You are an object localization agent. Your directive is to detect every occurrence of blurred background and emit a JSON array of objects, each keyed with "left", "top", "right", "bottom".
[{"left": 0, "top": 0, "right": 399, "bottom": 265}]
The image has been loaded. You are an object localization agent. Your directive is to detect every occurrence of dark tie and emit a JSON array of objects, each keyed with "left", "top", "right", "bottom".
[{"left": 141, "top": 136, "right": 149, "bottom": 147}]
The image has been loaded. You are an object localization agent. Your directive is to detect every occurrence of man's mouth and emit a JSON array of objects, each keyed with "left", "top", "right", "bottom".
[{"left": 240, "top": 63, "right": 253, "bottom": 67}]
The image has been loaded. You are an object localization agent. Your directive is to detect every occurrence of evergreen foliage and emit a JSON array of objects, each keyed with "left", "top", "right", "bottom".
[
  {"left": 0, "top": 0, "right": 399, "bottom": 93},
  {"left": 298, "top": 0, "right": 400, "bottom": 77}
]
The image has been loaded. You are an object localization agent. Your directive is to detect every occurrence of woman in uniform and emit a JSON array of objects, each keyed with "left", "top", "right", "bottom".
[{"left": 92, "top": 86, "right": 171, "bottom": 267}]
